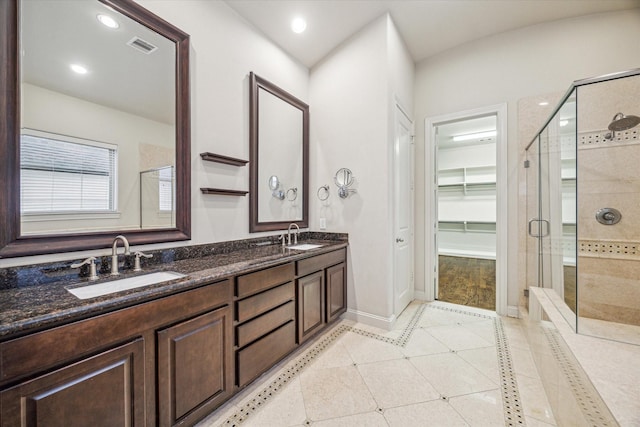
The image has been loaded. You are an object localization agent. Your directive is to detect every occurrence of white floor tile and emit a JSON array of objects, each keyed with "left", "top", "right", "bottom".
[
  {"left": 448, "top": 389, "right": 505, "bottom": 427},
  {"left": 383, "top": 400, "right": 470, "bottom": 427},
  {"left": 457, "top": 346, "right": 500, "bottom": 382},
  {"left": 311, "top": 411, "right": 389, "bottom": 427},
  {"left": 410, "top": 352, "right": 498, "bottom": 397},
  {"left": 338, "top": 331, "right": 405, "bottom": 364},
  {"left": 427, "top": 324, "right": 494, "bottom": 351},
  {"left": 400, "top": 327, "right": 449, "bottom": 357},
  {"left": 357, "top": 358, "right": 440, "bottom": 409},
  {"left": 299, "top": 364, "right": 377, "bottom": 421},
  {"left": 241, "top": 378, "right": 307, "bottom": 427}
]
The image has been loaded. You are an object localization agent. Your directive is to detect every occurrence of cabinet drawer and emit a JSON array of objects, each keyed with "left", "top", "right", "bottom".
[
  {"left": 236, "top": 282, "right": 294, "bottom": 323},
  {"left": 236, "top": 301, "right": 295, "bottom": 348},
  {"left": 236, "top": 263, "right": 294, "bottom": 298},
  {"left": 297, "top": 249, "right": 346, "bottom": 277},
  {"left": 237, "top": 321, "right": 296, "bottom": 387}
]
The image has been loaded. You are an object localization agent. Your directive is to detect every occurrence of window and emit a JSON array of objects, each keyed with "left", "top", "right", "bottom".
[
  {"left": 20, "top": 131, "right": 117, "bottom": 214},
  {"left": 158, "top": 166, "right": 174, "bottom": 212}
]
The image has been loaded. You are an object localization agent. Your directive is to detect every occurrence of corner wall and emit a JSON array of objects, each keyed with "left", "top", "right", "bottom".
[{"left": 309, "top": 14, "right": 414, "bottom": 325}]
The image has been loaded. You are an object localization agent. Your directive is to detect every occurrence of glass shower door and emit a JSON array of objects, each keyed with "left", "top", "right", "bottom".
[{"left": 537, "top": 92, "right": 578, "bottom": 328}]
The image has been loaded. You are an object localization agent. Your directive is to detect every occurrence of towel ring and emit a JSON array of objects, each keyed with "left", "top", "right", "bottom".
[
  {"left": 287, "top": 187, "right": 298, "bottom": 201},
  {"left": 317, "top": 185, "right": 330, "bottom": 201}
]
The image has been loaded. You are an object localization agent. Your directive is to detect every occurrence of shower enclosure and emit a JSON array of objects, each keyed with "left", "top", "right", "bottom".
[{"left": 525, "top": 69, "right": 640, "bottom": 346}]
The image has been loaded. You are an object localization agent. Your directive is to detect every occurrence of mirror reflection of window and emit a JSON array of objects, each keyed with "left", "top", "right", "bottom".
[
  {"left": 20, "top": 130, "right": 117, "bottom": 214},
  {"left": 158, "top": 166, "right": 174, "bottom": 212}
]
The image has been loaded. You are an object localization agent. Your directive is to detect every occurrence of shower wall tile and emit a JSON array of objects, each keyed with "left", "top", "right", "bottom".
[
  {"left": 578, "top": 192, "right": 640, "bottom": 241},
  {"left": 578, "top": 257, "right": 640, "bottom": 326},
  {"left": 577, "top": 75, "right": 640, "bottom": 133},
  {"left": 578, "top": 144, "right": 640, "bottom": 195}
]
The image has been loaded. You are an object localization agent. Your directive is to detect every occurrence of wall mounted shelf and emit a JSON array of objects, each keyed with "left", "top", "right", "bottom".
[
  {"left": 200, "top": 152, "right": 248, "bottom": 167},
  {"left": 200, "top": 188, "right": 249, "bottom": 196}
]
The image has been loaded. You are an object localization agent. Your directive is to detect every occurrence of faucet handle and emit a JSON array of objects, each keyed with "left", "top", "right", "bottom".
[
  {"left": 278, "top": 234, "right": 286, "bottom": 248},
  {"left": 133, "top": 251, "right": 153, "bottom": 272},
  {"left": 71, "top": 257, "right": 98, "bottom": 281}
]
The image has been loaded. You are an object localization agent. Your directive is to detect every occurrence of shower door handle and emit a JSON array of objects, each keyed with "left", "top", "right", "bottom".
[{"left": 528, "top": 219, "right": 550, "bottom": 238}]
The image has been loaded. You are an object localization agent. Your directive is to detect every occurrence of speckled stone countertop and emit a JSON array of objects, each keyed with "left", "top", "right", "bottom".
[{"left": 0, "top": 232, "right": 348, "bottom": 341}]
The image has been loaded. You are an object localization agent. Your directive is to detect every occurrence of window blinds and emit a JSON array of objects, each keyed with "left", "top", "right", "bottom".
[{"left": 20, "top": 133, "right": 117, "bottom": 213}]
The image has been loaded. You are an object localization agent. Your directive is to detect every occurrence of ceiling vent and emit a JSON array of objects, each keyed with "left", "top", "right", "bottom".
[{"left": 127, "top": 37, "right": 157, "bottom": 54}]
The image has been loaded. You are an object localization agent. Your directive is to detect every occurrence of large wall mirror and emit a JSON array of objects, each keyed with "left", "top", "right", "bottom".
[
  {"left": 0, "top": 0, "right": 190, "bottom": 257},
  {"left": 249, "top": 72, "right": 309, "bottom": 232}
]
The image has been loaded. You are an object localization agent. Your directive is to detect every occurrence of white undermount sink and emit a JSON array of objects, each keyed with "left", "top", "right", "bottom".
[
  {"left": 288, "top": 243, "right": 324, "bottom": 251},
  {"left": 66, "top": 271, "right": 186, "bottom": 300}
]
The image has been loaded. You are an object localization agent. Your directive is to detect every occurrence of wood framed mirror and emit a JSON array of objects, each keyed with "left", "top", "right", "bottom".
[
  {"left": 0, "top": 0, "right": 190, "bottom": 258},
  {"left": 249, "top": 72, "right": 309, "bottom": 232}
]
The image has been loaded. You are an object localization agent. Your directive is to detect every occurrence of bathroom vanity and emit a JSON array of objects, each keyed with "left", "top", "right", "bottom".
[{"left": 0, "top": 237, "right": 347, "bottom": 427}]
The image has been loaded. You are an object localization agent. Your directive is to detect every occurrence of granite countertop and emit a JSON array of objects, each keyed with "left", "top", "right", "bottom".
[{"left": 0, "top": 235, "right": 347, "bottom": 341}]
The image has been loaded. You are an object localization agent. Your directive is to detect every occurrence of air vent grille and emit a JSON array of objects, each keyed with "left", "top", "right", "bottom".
[{"left": 127, "top": 37, "right": 157, "bottom": 54}]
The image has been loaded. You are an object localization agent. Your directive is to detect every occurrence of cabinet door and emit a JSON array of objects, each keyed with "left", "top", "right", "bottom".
[
  {"left": 0, "top": 339, "right": 145, "bottom": 427},
  {"left": 326, "top": 262, "right": 347, "bottom": 323},
  {"left": 297, "top": 271, "right": 325, "bottom": 343},
  {"left": 157, "top": 305, "right": 232, "bottom": 427}
]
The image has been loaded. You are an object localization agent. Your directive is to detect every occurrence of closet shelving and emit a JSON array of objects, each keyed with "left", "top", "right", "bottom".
[
  {"left": 200, "top": 152, "right": 249, "bottom": 196},
  {"left": 437, "top": 165, "right": 496, "bottom": 194}
]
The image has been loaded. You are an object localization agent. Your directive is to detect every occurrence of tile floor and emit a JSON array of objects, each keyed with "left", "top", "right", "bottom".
[{"left": 197, "top": 301, "right": 557, "bottom": 427}]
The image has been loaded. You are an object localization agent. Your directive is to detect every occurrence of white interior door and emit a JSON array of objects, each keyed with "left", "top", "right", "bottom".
[{"left": 394, "top": 104, "right": 414, "bottom": 315}]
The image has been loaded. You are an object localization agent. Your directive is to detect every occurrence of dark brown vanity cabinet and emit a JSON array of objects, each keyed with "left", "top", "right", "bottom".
[
  {"left": 296, "top": 249, "right": 347, "bottom": 344},
  {"left": 234, "top": 263, "right": 297, "bottom": 388},
  {"left": 157, "top": 304, "right": 233, "bottom": 427},
  {"left": 0, "top": 280, "right": 233, "bottom": 427},
  {"left": 0, "top": 339, "right": 146, "bottom": 427}
]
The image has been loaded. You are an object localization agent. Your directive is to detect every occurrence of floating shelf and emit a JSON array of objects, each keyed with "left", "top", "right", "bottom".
[
  {"left": 200, "top": 188, "right": 248, "bottom": 196},
  {"left": 200, "top": 152, "right": 248, "bottom": 166}
]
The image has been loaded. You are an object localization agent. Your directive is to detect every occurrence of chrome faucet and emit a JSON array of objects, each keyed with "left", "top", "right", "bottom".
[
  {"left": 111, "top": 235, "right": 130, "bottom": 276},
  {"left": 287, "top": 223, "right": 300, "bottom": 246}
]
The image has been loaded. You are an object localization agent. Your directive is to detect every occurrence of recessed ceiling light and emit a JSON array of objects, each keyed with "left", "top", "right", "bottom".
[
  {"left": 538, "top": 101, "right": 549, "bottom": 106},
  {"left": 559, "top": 119, "right": 569, "bottom": 127},
  {"left": 452, "top": 130, "right": 496, "bottom": 142},
  {"left": 70, "top": 64, "right": 88, "bottom": 75},
  {"left": 97, "top": 14, "right": 119, "bottom": 29},
  {"left": 291, "top": 17, "right": 307, "bottom": 34}
]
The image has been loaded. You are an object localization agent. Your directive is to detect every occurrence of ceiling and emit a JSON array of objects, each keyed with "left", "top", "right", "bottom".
[
  {"left": 224, "top": 0, "right": 640, "bottom": 68},
  {"left": 22, "top": 0, "right": 176, "bottom": 125}
]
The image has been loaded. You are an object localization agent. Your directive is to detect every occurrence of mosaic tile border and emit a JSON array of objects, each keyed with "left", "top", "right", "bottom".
[
  {"left": 217, "top": 303, "right": 526, "bottom": 427},
  {"left": 426, "top": 304, "right": 526, "bottom": 427},
  {"left": 542, "top": 326, "right": 618, "bottom": 427},
  {"left": 578, "top": 239, "right": 640, "bottom": 261},
  {"left": 219, "top": 323, "right": 353, "bottom": 427},
  {"left": 578, "top": 129, "right": 640, "bottom": 149}
]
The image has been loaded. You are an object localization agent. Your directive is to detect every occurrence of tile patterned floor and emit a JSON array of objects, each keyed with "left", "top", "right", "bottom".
[{"left": 197, "top": 301, "right": 557, "bottom": 427}]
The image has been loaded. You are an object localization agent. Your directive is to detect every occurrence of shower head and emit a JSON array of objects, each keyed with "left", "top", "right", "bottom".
[{"left": 608, "top": 112, "right": 640, "bottom": 132}]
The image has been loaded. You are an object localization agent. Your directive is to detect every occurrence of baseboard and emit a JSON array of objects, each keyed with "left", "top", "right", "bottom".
[
  {"left": 344, "top": 308, "right": 395, "bottom": 330},
  {"left": 507, "top": 305, "right": 520, "bottom": 318}
]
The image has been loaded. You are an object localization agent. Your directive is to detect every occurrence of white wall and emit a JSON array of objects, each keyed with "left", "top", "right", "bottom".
[
  {"left": 1, "top": 0, "right": 309, "bottom": 267},
  {"left": 414, "top": 9, "right": 640, "bottom": 310},
  {"left": 309, "top": 14, "right": 414, "bottom": 325}
]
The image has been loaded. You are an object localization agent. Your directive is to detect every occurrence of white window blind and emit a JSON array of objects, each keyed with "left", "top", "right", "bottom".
[
  {"left": 20, "top": 132, "right": 117, "bottom": 213},
  {"left": 158, "top": 166, "right": 174, "bottom": 212}
]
